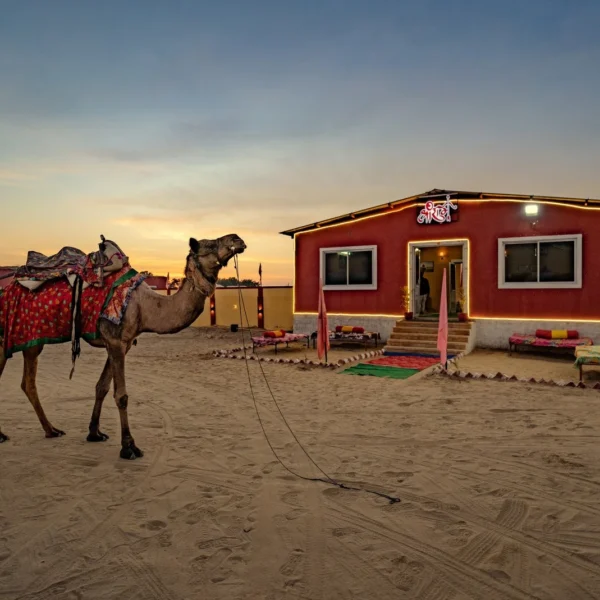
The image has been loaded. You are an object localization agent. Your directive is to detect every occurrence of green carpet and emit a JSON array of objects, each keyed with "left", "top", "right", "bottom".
[{"left": 341, "top": 364, "right": 420, "bottom": 379}]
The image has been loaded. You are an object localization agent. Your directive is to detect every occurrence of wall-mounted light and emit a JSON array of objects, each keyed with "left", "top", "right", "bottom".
[
  {"left": 439, "top": 250, "right": 446, "bottom": 260},
  {"left": 525, "top": 203, "right": 539, "bottom": 216}
]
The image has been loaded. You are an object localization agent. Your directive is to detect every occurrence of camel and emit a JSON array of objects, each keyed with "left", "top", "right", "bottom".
[{"left": 0, "top": 234, "right": 246, "bottom": 459}]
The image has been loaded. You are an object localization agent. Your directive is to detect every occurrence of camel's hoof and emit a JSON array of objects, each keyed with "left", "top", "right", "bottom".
[
  {"left": 46, "top": 427, "right": 66, "bottom": 438},
  {"left": 120, "top": 443, "right": 144, "bottom": 460},
  {"left": 0, "top": 432, "right": 9, "bottom": 443},
  {"left": 87, "top": 431, "right": 110, "bottom": 442}
]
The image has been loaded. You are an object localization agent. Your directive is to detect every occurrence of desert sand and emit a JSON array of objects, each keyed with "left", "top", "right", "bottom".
[{"left": 1, "top": 327, "right": 600, "bottom": 600}]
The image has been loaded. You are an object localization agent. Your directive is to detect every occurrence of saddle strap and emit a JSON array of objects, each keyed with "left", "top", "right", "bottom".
[{"left": 69, "top": 275, "right": 84, "bottom": 380}]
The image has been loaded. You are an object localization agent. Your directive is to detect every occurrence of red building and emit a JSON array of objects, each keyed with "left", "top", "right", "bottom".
[
  {"left": 0, "top": 268, "right": 15, "bottom": 290},
  {"left": 144, "top": 275, "right": 168, "bottom": 291},
  {"left": 281, "top": 189, "right": 600, "bottom": 348}
]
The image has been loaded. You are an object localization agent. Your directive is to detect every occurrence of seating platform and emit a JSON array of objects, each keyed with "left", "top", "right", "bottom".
[
  {"left": 311, "top": 328, "right": 381, "bottom": 350},
  {"left": 251, "top": 333, "right": 310, "bottom": 354},
  {"left": 575, "top": 346, "right": 600, "bottom": 382},
  {"left": 509, "top": 333, "right": 593, "bottom": 356}
]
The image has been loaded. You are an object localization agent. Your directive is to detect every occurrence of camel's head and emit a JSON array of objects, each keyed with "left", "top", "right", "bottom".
[{"left": 187, "top": 234, "right": 246, "bottom": 290}]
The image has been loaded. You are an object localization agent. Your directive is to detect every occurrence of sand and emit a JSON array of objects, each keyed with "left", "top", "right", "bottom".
[
  {"left": 1, "top": 328, "right": 600, "bottom": 599},
  {"left": 456, "top": 349, "right": 600, "bottom": 386}
]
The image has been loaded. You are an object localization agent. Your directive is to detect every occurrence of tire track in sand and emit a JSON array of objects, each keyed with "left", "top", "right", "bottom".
[{"left": 324, "top": 494, "right": 543, "bottom": 600}]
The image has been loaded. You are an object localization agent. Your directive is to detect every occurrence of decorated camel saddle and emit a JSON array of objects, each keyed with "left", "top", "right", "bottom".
[
  {"left": 0, "top": 236, "right": 147, "bottom": 368},
  {"left": 14, "top": 236, "right": 128, "bottom": 291}
]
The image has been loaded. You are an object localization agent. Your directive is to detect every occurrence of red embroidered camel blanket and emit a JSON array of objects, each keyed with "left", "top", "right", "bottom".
[{"left": 0, "top": 266, "right": 146, "bottom": 359}]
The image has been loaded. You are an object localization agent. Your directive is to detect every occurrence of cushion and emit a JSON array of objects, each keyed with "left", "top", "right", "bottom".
[
  {"left": 535, "top": 329, "right": 579, "bottom": 340},
  {"left": 335, "top": 325, "right": 365, "bottom": 334},
  {"left": 264, "top": 329, "right": 286, "bottom": 338}
]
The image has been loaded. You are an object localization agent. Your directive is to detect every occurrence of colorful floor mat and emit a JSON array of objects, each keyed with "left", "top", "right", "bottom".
[
  {"left": 368, "top": 355, "right": 440, "bottom": 370},
  {"left": 342, "top": 364, "right": 420, "bottom": 379}
]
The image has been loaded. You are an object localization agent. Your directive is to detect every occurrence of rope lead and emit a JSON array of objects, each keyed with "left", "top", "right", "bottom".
[{"left": 233, "top": 256, "right": 400, "bottom": 505}]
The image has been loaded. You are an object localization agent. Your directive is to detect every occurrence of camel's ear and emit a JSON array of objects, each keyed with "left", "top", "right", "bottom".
[{"left": 189, "top": 237, "right": 200, "bottom": 254}]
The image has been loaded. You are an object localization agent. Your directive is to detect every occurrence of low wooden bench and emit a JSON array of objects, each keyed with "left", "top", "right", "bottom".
[{"left": 575, "top": 345, "right": 600, "bottom": 382}]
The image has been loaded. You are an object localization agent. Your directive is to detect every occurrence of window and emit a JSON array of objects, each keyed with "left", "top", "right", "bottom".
[
  {"left": 320, "top": 246, "right": 377, "bottom": 290},
  {"left": 498, "top": 234, "right": 582, "bottom": 289}
]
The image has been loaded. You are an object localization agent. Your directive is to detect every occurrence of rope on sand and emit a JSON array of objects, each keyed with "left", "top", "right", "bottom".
[{"left": 231, "top": 256, "right": 401, "bottom": 504}]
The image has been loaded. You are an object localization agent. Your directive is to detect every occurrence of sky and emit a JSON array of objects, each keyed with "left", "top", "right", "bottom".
[{"left": 1, "top": 0, "right": 599, "bottom": 284}]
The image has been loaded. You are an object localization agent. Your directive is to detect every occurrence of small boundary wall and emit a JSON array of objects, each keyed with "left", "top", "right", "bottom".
[{"left": 212, "top": 347, "right": 385, "bottom": 369}]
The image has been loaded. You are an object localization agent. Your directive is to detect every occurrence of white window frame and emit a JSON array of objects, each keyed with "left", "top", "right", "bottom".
[
  {"left": 320, "top": 245, "right": 378, "bottom": 291},
  {"left": 498, "top": 234, "right": 582, "bottom": 289}
]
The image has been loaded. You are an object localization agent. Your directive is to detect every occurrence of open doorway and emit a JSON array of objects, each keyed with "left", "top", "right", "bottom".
[{"left": 409, "top": 240, "right": 469, "bottom": 320}]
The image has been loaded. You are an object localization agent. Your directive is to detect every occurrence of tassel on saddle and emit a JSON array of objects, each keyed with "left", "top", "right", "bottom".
[
  {"left": 97, "top": 234, "right": 107, "bottom": 287},
  {"left": 69, "top": 275, "right": 84, "bottom": 380},
  {"left": 69, "top": 235, "right": 107, "bottom": 379}
]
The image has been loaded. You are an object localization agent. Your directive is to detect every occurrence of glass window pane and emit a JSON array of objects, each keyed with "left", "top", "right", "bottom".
[
  {"left": 539, "top": 241, "right": 575, "bottom": 282},
  {"left": 348, "top": 251, "right": 373, "bottom": 285},
  {"left": 324, "top": 252, "right": 347, "bottom": 285},
  {"left": 504, "top": 243, "right": 537, "bottom": 282}
]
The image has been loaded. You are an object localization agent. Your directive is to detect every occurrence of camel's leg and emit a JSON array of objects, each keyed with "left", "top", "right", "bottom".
[
  {"left": 21, "top": 345, "right": 65, "bottom": 438},
  {"left": 87, "top": 342, "right": 133, "bottom": 443},
  {"left": 86, "top": 357, "right": 112, "bottom": 442},
  {"left": 109, "top": 344, "right": 143, "bottom": 460},
  {"left": 0, "top": 350, "right": 8, "bottom": 443}
]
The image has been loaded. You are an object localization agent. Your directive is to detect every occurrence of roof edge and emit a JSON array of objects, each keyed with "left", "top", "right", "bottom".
[{"left": 279, "top": 189, "right": 600, "bottom": 237}]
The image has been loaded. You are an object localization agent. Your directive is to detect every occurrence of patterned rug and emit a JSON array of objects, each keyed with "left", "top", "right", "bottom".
[{"left": 368, "top": 355, "right": 440, "bottom": 370}]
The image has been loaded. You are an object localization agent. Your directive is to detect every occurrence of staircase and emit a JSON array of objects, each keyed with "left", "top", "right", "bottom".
[{"left": 384, "top": 320, "right": 473, "bottom": 356}]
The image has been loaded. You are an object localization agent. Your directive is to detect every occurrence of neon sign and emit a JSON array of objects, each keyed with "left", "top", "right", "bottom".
[{"left": 417, "top": 195, "right": 459, "bottom": 225}]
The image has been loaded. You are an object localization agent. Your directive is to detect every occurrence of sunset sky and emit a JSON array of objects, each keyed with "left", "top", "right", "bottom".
[{"left": 1, "top": 0, "right": 599, "bottom": 284}]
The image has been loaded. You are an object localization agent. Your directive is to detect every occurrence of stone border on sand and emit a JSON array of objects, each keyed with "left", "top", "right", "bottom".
[
  {"left": 212, "top": 347, "right": 385, "bottom": 369},
  {"left": 433, "top": 362, "right": 600, "bottom": 390}
]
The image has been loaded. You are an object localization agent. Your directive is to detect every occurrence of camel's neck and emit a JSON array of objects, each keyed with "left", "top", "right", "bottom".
[{"left": 141, "top": 278, "right": 211, "bottom": 335}]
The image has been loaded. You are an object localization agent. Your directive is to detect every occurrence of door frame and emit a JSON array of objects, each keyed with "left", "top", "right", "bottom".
[
  {"left": 408, "top": 239, "right": 469, "bottom": 315},
  {"left": 449, "top": 258, "right": 463, "bottom": 313}
]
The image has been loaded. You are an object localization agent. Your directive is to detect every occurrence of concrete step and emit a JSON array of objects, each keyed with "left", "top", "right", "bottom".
[
  {"left": 395, "top": 320, "right": 472, "bottom": 330},
  {"left": 392, "top": 327, "right": 471, "bottom": 339},
  {"left": 389, "top": 332, "right": 469, "bottom": 344},
  {"left": 385, "top": 339, "right": 467, "bottom": 351},
  {"left": 382, "top": 346, "right": 465, "bottom": 356}
]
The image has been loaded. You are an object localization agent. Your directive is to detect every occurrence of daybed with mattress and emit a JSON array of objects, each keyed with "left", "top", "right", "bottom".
[{"left": 509, "top": 329, "right": 593, "bottom": 356}]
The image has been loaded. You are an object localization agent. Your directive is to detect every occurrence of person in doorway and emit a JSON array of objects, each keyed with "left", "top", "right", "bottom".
[{"left": 417, "top": 265, "right": 430, "bottom": 316}]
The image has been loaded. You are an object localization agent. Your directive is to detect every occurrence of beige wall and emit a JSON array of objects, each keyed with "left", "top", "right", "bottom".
[
  {"left": 157, "top": 287, "right": 293, "bottom": 330},
  {"left": 419, "top": 246, "right": 463, "bottom": 311},
  {"left": 263, "top": 287, "right": 293, "bottom": 330},
  {"left": 216, "top": 288, "right": 258, "bottom": 328}
]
